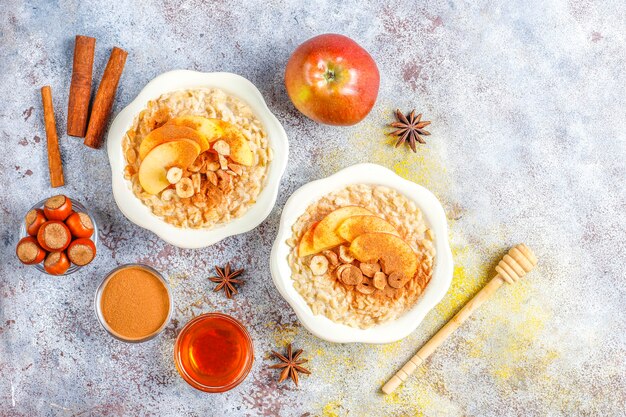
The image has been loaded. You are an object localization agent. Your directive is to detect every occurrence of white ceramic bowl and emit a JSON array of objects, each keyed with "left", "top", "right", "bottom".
[
  {"left": 107, "top": 70, "right": 289, "bottom": 248},
  {"left": 270, "top": 163, "right": 453, "bottom": 344}
]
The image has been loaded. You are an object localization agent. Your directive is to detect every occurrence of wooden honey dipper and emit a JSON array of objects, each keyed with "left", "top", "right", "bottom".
[{"left": 382, "top": 244, "right": 538, "bottom": 395}]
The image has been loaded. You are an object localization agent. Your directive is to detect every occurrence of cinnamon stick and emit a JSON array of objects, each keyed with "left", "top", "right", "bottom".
[
  {"left": 67, "top": 35, "right": 96, "bottom": 137},
  {"left": 40, "top": 86, "right": 65, "bottom": 188},
  {"left": 84, "top": 47, "right": 127, "bottom": 149}
]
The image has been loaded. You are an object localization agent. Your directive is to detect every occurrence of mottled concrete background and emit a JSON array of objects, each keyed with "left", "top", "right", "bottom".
[{"left": 1, "top": 0, "right": 625, "bottom": 416}]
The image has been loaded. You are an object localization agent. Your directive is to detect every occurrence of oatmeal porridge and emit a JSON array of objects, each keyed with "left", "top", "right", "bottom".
[
  {"left": 286, "top": 184, "right": 436, "bottom": 329},
  {"left": 122, "top": 88, "right": 272, "bottom": 228}
]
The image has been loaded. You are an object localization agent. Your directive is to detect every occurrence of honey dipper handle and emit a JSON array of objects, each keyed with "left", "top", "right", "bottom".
[{"left": 382, "top": 275, "right": 505, "bottom": 395}]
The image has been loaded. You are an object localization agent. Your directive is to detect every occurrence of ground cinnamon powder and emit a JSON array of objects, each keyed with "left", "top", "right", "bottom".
[{"left": 100, "top": 266, "right": 170, "bottom": 340}]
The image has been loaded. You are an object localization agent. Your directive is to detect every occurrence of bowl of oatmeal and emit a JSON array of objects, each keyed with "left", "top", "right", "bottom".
[
  {"left": 107, "top": 70, "right": 288, "bottom": 248},
  {"left": 270, "top": 163, "right": 453, "bottom": 343}
]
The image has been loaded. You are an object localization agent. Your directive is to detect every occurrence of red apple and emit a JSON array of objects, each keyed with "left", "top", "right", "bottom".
[{"left": 285, "top": 34, "right": 380, "bottom": 126}]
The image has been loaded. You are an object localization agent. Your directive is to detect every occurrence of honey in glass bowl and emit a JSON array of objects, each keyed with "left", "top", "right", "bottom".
[{"left": 174, "top": 313, "right": 254, "bottom": 392}]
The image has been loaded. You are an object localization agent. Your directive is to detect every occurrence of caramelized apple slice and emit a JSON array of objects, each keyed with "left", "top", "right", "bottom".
[
  {"left": 312, "top": 206, "right": 373, "bottom": 253},
  {"left": 138, "top": 139, "right": 200, "bottom": 195},
  {"left": 139, "top": 125, "right": 209, "bottom": 159},
  {"left": 349, "top": 232, "right": 418, "bottom": 283},
  {"left": 298, "top": 221, "right": 319, "bottom": 257},
  {"left": 212, "top": 119, "right": 254, "bottom": 166},
  {"left": 337, "top": 215, "right": 399, "bottom": 242},
  {"left": 166, "top": 115, "right": 223, "bottom": 146},
  {"left": 166, "top": 116, "right": 254, "bottom": 166}
]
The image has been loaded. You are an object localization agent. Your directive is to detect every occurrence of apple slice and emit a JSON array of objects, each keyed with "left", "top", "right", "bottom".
[
  {"left": 350, "top": 232, "right": 418, "bottom": 282},
  {"left": 166, "top": 116, "right": 254, "bottom": 166},
  {"left": 298, "top": 221, "right": 319, "bottom": 257},
  {"left": 139, "top": 125, "right": 209, "bottom": 159},
  {"left": 337, "top": 215, "right": 399, "bottom": 242},
  {"left": 139, "top": 139, "right": 200, "bottom": 195},
  {"left": 312, "top": 206, "right": 373, "bottom": 253},
  {"left": 212, "top": 120, "right": 254, "bottom": 166},
  {"left": 166, "top": 115, "right": 223, "bottom": 145}
]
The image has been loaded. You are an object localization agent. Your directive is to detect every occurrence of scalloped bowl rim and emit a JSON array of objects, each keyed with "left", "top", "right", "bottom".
[
  {"left": 106, "top": 70, "right": 288, "bottom": 248},
  {"left": 270, "top": 163, "right": 453, "bottom": 344}
]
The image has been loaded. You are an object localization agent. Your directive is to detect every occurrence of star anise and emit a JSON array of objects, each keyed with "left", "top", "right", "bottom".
[
  {"left": 390, "top": 109, "right": 431, "bottom": 152},
  {"left": 209, "top": 263, "right": 244, "bottom": 299},
  {"left": 269, "top": 343, "right": 311, "bottom": 386}
]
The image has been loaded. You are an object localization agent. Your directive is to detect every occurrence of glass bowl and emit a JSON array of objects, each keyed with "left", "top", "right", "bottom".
[
  {"left": 174, "top": 313, "right": 254, "bottom": 392},
  {"left": 94, "top": 263, "right": 173, "bottom": 343},
  {"left": 18, "top": 197, "right": 99, "bottom": 276}
]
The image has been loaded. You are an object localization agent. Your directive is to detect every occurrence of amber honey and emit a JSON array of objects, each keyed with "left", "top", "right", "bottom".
[{"left": 174, "top": 313, "right": 254, "bottom": 392}]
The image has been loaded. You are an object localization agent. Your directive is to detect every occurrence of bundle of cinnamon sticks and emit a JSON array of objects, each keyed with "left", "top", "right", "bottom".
[{"left": 41, "top": 35, "right": 127, "bottom": 187}]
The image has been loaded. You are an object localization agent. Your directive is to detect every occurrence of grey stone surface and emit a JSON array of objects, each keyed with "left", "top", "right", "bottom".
[{"left": 1, "top": 0, "right": 625, "bottom": 415}]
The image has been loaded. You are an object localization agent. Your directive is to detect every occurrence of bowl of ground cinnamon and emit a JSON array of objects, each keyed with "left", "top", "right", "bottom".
[{"left": 95, "top": 264, "right": 172, "bottom": 343}]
